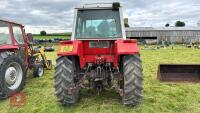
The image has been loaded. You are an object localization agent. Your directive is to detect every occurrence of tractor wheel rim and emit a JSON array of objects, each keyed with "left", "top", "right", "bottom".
[
  {"left": 38, "top": 67, "right": 44, "bottom": 76},
  {"left": 5, "top": 62, "right": 23, "bottom": 90}
]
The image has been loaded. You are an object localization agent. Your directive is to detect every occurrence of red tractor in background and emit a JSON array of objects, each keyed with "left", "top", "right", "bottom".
[
  {"left": 55, "top": 3, "right": 143, "bottom": 106},
  {"left": 0, "top": 19, "right": 52, "bottom": 99}
]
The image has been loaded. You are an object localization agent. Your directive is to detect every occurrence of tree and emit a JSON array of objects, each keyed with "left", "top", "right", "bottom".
[
  {"left": 165, "top": 23, "right": 170, "bottom": 27},
  {"left": 124, "top": 18, "right": 130, "bottom": 27},
  {"left": 40, "top": 30, "right": 47, "bottom": 36},
  {"left": 175, "top": 21, "right": 185, "bottom": 27}
]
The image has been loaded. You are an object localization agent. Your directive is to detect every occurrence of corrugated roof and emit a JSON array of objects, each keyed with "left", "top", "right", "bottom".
[{"left": 126, "top": 27, "right": 200, "bottom": 31}]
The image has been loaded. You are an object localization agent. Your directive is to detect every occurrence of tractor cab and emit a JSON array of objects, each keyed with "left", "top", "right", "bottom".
[
  {"left": 0, "top": 19, "right": 27, "bottom": 50},
  {"left": 72, "top": 2, "right": 126, "bottom": 40},
  {"left": 0, "top": 19, "right": 28, "bottom": 63}
]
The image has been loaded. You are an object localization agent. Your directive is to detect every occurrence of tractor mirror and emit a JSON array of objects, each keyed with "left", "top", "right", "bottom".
[{"left": 26, "top": 33, "right": 33, "bottom": 43}]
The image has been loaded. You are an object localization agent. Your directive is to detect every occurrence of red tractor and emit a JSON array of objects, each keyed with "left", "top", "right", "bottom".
[
  {"left": 55, "top": 3, "right": 143, "bottom": 106},
  {"left": 0, "top": 19, "right": 51, "bottom": 99}
]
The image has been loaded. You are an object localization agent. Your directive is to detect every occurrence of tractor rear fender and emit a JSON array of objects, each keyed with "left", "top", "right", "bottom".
[
  {"left": 57, "top": 40, "right": 82, "bottom": 56},
  {"left": 114, "top": 39, "right": 139, "bottom": 55},
  {"left": 114, "top": 39, "right": 140, "bottom": 68}
]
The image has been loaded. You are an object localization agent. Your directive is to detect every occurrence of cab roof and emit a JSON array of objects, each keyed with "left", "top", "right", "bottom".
[
  {"left": 0, "top": 19, "right": 24, "bottom": 27},
  {"left": 75, "top": 2, "right": 121, "bottom": 9}
]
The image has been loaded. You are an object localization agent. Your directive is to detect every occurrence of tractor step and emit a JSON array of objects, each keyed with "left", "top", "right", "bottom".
[{"left": 157, "top": 64, "right": 200, "bottom": 82}]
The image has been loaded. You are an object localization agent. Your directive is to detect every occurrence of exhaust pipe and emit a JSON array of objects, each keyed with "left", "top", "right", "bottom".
[{"left": 157, "top": 64, "right": 200, "bottom": 82}]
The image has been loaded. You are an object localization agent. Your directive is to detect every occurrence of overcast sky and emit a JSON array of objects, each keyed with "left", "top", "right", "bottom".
[{"left": 0, "top": 0, "right": 200, "bottom": 33}]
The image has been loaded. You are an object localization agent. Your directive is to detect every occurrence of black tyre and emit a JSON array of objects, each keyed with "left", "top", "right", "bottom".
[
  {"left": 47, "top": 60, "right": 53, "bottom": 69},
  {"left": 54, "top": 56, "right": 80, "bottom": 105},
  {"left": 41, "top": 60, "right": 53, "bottom": 69},
  {"left": 33, "top": 63, "right": 44, "bottom": 77},
  {"left": 0, "top": 52, "right": 26, "bottom": 99},
  {"left": 122, "top": 54, "right": 143, "bottom": 106}
]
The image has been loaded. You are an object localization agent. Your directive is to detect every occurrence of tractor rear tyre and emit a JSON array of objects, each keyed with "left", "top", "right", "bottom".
[
  {"left": 54, "top": 56, "right": 80, "bottom": 105},
  {"left": 33, "top": 63, "right": 44, "bottom": 77},
  {"left": 0, "top": 52, "right": 26, "bottom": 99},
  {"left": 122, "top": 54, "right": 143, "bottom": 106}
]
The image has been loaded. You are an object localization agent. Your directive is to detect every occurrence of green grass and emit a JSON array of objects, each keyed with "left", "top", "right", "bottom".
[
  {"left": 0, "top": 45, "right": 200, "bottom": 113},
  {"left": 33, "top": 35, "right": 70, "bottom": 40}
]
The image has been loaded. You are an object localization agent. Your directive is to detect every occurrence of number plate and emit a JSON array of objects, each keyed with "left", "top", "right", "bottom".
[{"left": 89, "top": 41, "right": 110, "bottom": 48}]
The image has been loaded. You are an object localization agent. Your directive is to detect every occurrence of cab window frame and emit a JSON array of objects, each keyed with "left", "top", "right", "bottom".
[{"left": 12, "top": 25, "right": 25, "bottom": 45}]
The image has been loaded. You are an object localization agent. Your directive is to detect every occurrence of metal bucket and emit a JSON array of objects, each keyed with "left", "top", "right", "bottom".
[{"left": 157, "top": 64, "right": 200, "bottom": 82}]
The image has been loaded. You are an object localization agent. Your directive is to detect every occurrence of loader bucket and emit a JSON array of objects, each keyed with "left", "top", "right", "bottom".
[{"left": 157, "top": 64, "right": 200, "bottom": 82}]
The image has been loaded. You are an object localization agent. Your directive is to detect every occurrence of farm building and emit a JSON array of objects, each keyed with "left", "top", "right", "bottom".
[{"left": 126, "top": 27, "right": 200, "bottom": 44}]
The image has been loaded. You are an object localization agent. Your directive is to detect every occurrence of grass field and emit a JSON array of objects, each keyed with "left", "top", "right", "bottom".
[
  {"left": 0, "top": 45, "right": 200, "bottom": 113},
  {"left": 33, "top": 35, "right": 70, "bottom": 40}
]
